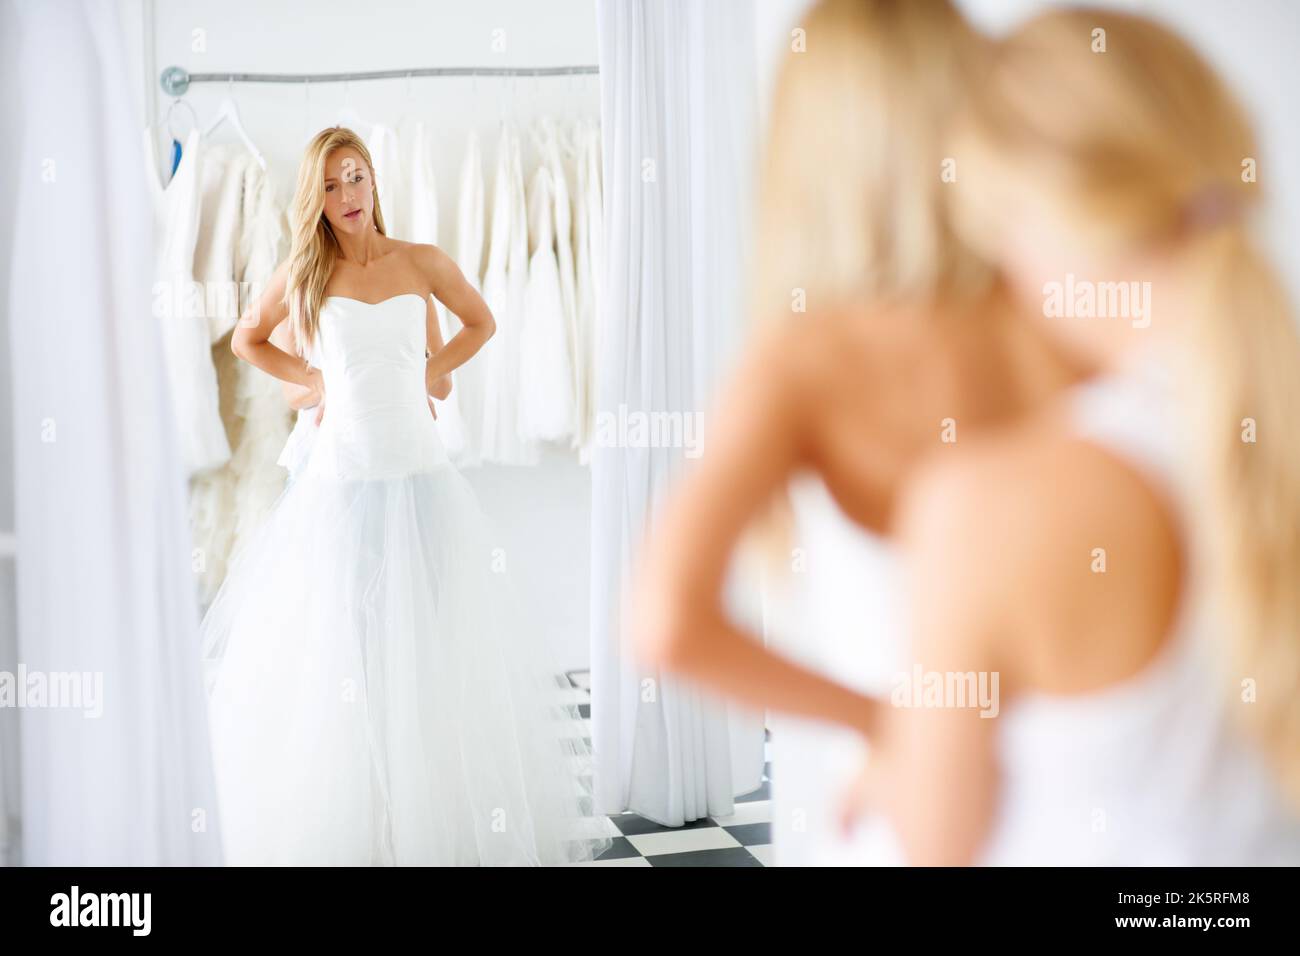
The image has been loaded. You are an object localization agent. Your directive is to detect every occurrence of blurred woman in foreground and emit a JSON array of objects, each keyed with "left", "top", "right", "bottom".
[{"left": 632, "top": 6, "right": 1300, "bottom": 864}]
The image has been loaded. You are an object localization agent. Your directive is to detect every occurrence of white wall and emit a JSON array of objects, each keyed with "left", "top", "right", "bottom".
[
  {"left": 754, "top": 0, "right": 1300, "bottom": 298},
  {"left": 126, "top": 0, "right": 601, "bottom": 669}
]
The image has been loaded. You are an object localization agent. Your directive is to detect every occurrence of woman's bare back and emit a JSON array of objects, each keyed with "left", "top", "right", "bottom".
[{"left": 785, "top": 288, "right": 1088, "bottom": 532}]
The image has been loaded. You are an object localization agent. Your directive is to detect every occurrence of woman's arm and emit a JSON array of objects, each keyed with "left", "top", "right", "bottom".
[
  {"left": 415, "top": 244, "right": 495, "bottom": 397},
  {"left": 423, "top": 295, "right": 452, "bottom": 401},
  {"left": 852, "top": 455, "right": 1009, "bottom": 865},
  {"left": 269, "top": 319, "right": 322, "bottom": 410},
  {"left": 629, "top": 320, "right": 882, "bottom": 739},
  {"left": 231, "top": 259, "right": 321, "bottom": 393}
]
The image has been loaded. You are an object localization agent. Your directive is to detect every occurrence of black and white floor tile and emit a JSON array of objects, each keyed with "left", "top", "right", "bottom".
[{"left": 565, "top": 670, "right": 774, "bottom": 867}]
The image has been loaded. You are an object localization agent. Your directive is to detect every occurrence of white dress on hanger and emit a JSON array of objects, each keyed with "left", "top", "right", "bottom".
[
  {"left": 585, "top": 122, "right": 604, "bottom": 343},
  {"left": 225, "top": 158, "right": 293, "bottom": 575},
  {"left": 455, "top": 131, "right": 487, "bottom": 289},
  {"left": 188, "top": 146, "right": 294, "bottom": 607},
  {"left": 518, "top": 164, "right": 576, "bottom": 442},
  {"left": 451, "top": 130, "right": 487, "bottom": 467},
  {"left": 402, "top": 118, "right": 467, "bottom": 460},
  {"left": 570, "top": 120, "right": 602, "bottom": 463},
  {"left": 189, "top": 144, "right": 250, "bottom": 604},
  {"left": 143, "top": 125, "right": 231, "bottom": 476},
  {"left": 192, "top": 143, "right": 246, "bottom": 343},
  {"left": 538, "top": 118, "right": 579, "bottom": 424},
  {"left": 570, "top": 123, "right": 591, "bottom": 446},
  {"left": 200, "top": 294, "right": 612, "bottom": 865},
  {"left": 479, "top": 123, "right": 539, "bottom": 466},
  {"left": 364, "top": 123, "right": 404, "bottom": 238},
  {"left": 400, "top": 119, "right": 437, "bottom": 246}
]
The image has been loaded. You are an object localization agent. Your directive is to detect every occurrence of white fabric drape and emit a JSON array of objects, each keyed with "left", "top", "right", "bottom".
[
  {"left": 591, "top": 0, "right": 764, "bottom": 825},
  {"left": 570, "top": 119, "right": 603, "bottom": 462},
  {"left": 765, "top": 477, "right": 908, "bottom": 865},
  {"left": 189, "top": 146, "right": 293, "bottom": 607},
  {"left": 0, "top": 21, "right": 15, "bottom": 856},
  {"left": 1, "top": 0, "right": 223, "bottom": 864}
]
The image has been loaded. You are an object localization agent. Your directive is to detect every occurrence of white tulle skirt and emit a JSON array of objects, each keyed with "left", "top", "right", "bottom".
[{"left": 199, "top": 462, "right": 611, "bottom": 866}]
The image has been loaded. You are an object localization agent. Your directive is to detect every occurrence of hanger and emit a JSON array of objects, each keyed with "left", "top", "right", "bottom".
[
  {"left": 393, "top": 73, "right": 427, "bottom": 143},
  {"left": 202, "top": 82, "right": 268, "bottom": 170},
  {"left": 300, "top": 77, "right": 317, "bottom": 147},
  {"left": 147, "top": 97, "right": 199, "bottom": 185},
  {"left": 162, "top": 96, "right": 198, "bottom": 141},
  {"left": 529, "top": 115, "right": 559, "bottom": 161},
  {"left": 557, "top": 116, "right": 581, "bottom": 159},
  {"left": 398, "top": 72, "right": 416, "bottom": 126},
  {"left": 333, "top": 79, "right": 377, "bottom": 134}
]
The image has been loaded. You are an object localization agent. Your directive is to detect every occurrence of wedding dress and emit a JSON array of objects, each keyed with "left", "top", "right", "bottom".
[
  {"left": 541, "top": 120, "right": 580, "bottom": 428},
  {"left": 451, "top": 130, "right": 487, "bottom": 467},
  {"left": 143, "top": 125, "right": 230, "bottom": 476},
  {"left": 479, "top": 123, "right": 539, "bottom": 465},
  {"left": 364, "top": 123, "right": 404, "bottom": 237},
  {"left": 518, "top": 164, "right": 576, "bottom": 442},
  {"left": 199, "top": 293, "right": 610, "bottom": 865},
  {"left": 401, "top": 117, "right": 468, "bottom": 460},
  {"left": 189, "top": 144, "right": 293, "bottom": 606},
  {"left": 570, "top": 120, "right": 603, "bottom": 463}
]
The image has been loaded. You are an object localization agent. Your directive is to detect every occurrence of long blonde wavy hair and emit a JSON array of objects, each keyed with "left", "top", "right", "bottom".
[
  {"left": 952, "top": 8, "right": 1300, "bottom": 804},
  {"left": 284, "top": 127, "right": 388, "bottom": 356},
  {"left": 748, "top": 0, "right": 992, "bottom": 569}
]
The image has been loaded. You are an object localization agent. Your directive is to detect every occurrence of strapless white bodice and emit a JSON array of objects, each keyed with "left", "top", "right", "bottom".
[{"left": 300, "top": 294, "right": 448, "bottom": 481}]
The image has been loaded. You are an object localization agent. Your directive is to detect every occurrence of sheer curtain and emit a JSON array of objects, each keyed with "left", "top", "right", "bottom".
[
  {"left": 0, "top": 0, "right": 222, "bottom": 864},
  {"left": 0, "top": 0, "right": 15, "bottom": 851},
  {"left": 590, "top": 0, "right": 765, "bottom": 825}
]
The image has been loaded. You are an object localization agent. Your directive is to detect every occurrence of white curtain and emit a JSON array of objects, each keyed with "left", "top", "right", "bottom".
[
  {"left": 0, "top": 0, "right": 222, "bottom": 864},
  {"left": 590, "top": 0, "right": 765, "bottom": 825},
  {"left": 0, "top": 0, "right": 16, "bottom": 851}
]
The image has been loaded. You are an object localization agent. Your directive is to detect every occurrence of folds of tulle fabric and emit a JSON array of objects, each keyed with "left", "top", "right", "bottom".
[{"left": 199, "top": 464, "right": 610, "bottom": 865}]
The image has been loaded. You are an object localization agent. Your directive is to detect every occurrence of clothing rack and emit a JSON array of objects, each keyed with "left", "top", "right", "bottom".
[{"left": 159, "top": 64, "right": 599, "bottom": 97}]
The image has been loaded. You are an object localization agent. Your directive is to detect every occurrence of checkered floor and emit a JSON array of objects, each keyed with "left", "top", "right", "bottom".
[{"left": 565, "top": 670, "right": 773, "bottom": 867}]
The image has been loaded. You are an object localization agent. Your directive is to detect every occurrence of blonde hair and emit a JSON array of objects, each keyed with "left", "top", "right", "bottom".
[
  {"left": 953, "top": 8, "right": 1300, "bottom": 804},
  {"left": 748, "top": 0, "right": 991, "bottom": 568},
  {"left": 284, "top": 127, "right": 388, "bottom": 356},
  {"left": 751, "top": 0, "right": 989, "bottom": 324}
]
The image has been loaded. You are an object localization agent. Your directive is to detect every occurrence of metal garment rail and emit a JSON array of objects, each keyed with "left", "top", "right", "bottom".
[{"left": 159, "top": 64, "right": 599, "bottom": 96}]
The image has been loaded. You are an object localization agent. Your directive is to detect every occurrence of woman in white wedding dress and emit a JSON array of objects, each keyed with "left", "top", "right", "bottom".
[{"left": 201, "top": 126, "right": 611, "bottom": 866}]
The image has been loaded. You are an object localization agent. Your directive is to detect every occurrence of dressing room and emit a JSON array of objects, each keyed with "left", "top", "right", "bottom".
[{"left": 2, "top": 0, "right": 1299, "bottom": 899}]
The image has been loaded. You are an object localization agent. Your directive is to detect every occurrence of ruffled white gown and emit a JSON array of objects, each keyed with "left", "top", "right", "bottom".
[{"left": 199, "top": 294, "right": 610, "bottom": 865}]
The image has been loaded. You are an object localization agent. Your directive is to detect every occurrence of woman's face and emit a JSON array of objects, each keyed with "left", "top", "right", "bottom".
[{"left": 321, "top": 146, "right": 374, "bottom": 235}]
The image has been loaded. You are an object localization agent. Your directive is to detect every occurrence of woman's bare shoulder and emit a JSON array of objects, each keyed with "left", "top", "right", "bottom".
[
  {"left": 400, "top": 241, "right": 457, "bottom": 286},
  {"left": 895, "top": 416, "right": 1183, "bottom": 694}
]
